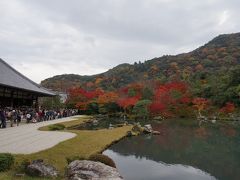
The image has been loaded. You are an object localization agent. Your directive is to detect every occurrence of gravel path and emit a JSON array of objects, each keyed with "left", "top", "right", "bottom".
[{"left": 0, "top": 116, "right": 82, "bottom": 154}]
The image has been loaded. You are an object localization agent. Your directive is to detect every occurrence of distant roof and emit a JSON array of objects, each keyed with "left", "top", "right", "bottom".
[{"left": 0, "top": 58, "right": 55, "bottom": 96}]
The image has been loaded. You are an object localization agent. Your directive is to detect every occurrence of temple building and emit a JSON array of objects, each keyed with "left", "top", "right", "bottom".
[{"left": 0, "top": 58, "right": 55, "bottom": 108}]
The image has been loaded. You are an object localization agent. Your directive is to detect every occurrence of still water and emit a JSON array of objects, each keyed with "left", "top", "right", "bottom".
[{"left": 103, "top": 120, "right": 240, "bottom": 180}]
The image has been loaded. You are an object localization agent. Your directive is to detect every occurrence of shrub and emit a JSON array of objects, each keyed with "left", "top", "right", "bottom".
[
  {"left": 0, "top": 153, "right": 14, "bottom": 172},
  {"left": 89, "top": 154, "right": 116, "bottom": 168},
  {"left": 48, "top": 123, "right": 65, "bottom": 131},
  {"left": 66, "top": 156, "right": 86, "bottom": 164},
  {"left": 15, "top": 159, "right": 31, "bottom": 173}
]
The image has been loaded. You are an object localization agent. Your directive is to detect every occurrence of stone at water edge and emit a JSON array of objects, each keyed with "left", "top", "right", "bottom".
[
  {"left": 26, "top": 159, "right": 59, "bottom": 178},
  {"left": 66, "top": 160, "right": 123, "bottom": 180},
  {"left": 143, "top": 124, "right": 153, "bottom": 134},
  {"left": 127, "top": 131, "right": 133, "bottom": 137},
  {"left": 92, "top": 119, "right": 99, "bottom": 124},
  {"left": 152, "top": 131, "right": 161, "bottom": 135},
  {"left": 211, "top": 120, "right": 216, "bottom": 124}
]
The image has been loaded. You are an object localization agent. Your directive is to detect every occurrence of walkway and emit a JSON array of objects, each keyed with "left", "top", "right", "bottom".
[{"left": 0, "top": 116, "right": 81, "bottom": 154}]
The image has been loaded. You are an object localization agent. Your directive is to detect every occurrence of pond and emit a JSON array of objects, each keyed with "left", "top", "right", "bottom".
[{"left": 103, "top": 120, "right": 240, "bottom": 180}]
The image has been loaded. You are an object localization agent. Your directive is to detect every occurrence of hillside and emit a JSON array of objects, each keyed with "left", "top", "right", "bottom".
[{"left": 41, "top": 33, "right": 240, "bottom": 96}]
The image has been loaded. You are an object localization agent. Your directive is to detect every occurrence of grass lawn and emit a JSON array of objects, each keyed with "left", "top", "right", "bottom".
[{"left": 0, "top": 116, "right": 132, "bottom": 179}]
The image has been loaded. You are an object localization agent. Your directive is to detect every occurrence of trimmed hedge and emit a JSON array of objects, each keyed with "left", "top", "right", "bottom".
[
  {"left": 48, "top": 123, "right": 65, "bottom": 131},
  {"left": 89, "top": 154, "right": 116, "bottom": 168},
  {"left": 0, "top": 153, "right": 14, "bottom": 172},
  {"left": 66, "top": 154, "right": 116, "bottom": 168}
]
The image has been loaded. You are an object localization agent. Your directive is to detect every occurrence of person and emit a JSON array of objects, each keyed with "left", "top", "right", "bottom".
[
  {"left": 0, "top": 108, "right": 6, "bottom": 128},
  {"left": 11, "top": 109, "right": 18, "bottom": 127},
  {"left": 6, "top": 110, "right": 13, "bottom": 127},
  {"left": 26, "top": 112, "right": 31, "bottom": 123},
  {"left": 16, "top": 110, "right": 21, "bottom": 126}
]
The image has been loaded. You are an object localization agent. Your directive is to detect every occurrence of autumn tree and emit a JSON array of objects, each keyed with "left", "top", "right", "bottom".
[
  {"left": 97, "top": 92, "right": 119, "bottom": 105},
  {"left": 117, "top": 96, "right": 140, "bottom": 114},
  {"left": 149, "top": 81, "right": 191, "bottom": 118},
  {"left": 220, "top": 102, "right": 235, "bottom": 115},
  {"left": 149, "top": 102, "right": 168, "bottom": 117},
  {"left": 192, "top": 97, "right": 209, "bottom": 118},
  {"left": 66, "top": 87, "right": 102, "bottom": 111},
  {"left": 97, "top": 91, "right": 119, "bottom": 115}
]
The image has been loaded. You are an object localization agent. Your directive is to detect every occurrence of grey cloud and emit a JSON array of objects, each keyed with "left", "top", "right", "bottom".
[{"left": 0, "top": 0, "right": 239, "bottom": 82}]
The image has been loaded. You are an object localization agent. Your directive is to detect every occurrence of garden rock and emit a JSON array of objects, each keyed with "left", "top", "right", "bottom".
[
  {"left": 211, "top": 120, "right": 216, "bottom": 124},
  {"left": 132, "top": 123, "right": 143, "bottom": 134},
  {"left": 66, "top": 160, "right": 123, "bottom": 180},
  {"left": 153, "top": 116, "right": 164, "bottom": 121},
  {"left": 92, "top": 120, "right": 99, "bottom": 125},
  {"left": 126, "top": 131, "right": 133, "bottom": 137},
  {"left": 26, "top": 159, "right": 59, "bottom": 178},
  {"left": 143, "top": 124, "right": 153, "bottom": 134},
  {"left": 152, "top": 131, "right": 161, "bottom": 135}
]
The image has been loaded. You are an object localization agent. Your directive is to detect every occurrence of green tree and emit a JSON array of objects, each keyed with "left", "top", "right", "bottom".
[
  {"left": 86, "top": 102, "right": 99, "bottom": 115},
  {"left": 40, "top": 96, "right": 64, "bottom": 109},
  {"left": 142, "top": 87, "right": 153, "bottom": 100},
  {"left": 128, "top": 88, "right": 136, "bottom": 97},
  {"left": 133, "top": 100, "right": 152, "bottom": 120}
]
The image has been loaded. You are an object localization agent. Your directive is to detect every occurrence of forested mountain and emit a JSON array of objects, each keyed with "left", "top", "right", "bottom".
[{"left": 41, "top": 32, "right": 240, "bottom": 106}]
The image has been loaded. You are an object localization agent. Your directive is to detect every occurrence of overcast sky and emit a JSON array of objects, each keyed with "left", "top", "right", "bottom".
[{"left": 0, "top": 0, "right": 239, "bottom": 83}]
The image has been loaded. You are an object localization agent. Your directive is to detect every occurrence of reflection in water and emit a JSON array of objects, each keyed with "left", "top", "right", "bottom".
[
  {"left": 103, "top": 120, "right": 240, "bottom": 180},
  {"left": 104, "top": 150, "right": 216, "bottom": 180}
]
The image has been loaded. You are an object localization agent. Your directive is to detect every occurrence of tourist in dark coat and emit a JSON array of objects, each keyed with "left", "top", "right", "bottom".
[{"left": 0, "top": 108, "right": 6, "bottom": 128}]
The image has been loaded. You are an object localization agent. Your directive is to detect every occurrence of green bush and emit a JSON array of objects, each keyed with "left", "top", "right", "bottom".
[
  {"left": 15, "top": 159, "right": 31, "bottom": 173},
  {"left": 48, "top": 123, "right": 65, "bottom": 131},
  {"left": 0, "top": 153, "right": 14, "bottom": 172},
  {"left": 89, "top": 154, "right": 116, "bottom": 168},
  {"left": 66, "top": 156, "right": 86, "bottom": 164}
]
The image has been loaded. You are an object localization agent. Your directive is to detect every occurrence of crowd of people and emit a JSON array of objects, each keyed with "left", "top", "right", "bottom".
[{"left": 0, "top": 107, "right": 78, "bottom": 128}]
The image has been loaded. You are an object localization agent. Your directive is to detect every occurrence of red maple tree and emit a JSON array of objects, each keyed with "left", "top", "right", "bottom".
[
  {"left": 220, "top": 102, "right": 235, "bottom": 114},
  {"left": 149, "top": 81, "right": 191, "bottom": 117}
]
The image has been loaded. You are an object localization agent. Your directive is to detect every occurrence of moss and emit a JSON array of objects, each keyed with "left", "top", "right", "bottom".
[{"left": 48, "top": 123, "right": 65, "bottom": 131}]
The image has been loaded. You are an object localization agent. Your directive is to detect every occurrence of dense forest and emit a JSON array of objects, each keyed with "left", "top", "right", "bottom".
[{"left": 41, "top": 33, "right": 240, "bottom": 119}]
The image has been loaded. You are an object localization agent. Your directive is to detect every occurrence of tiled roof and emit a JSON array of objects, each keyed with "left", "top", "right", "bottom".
[{"left": 0, "top": 59, "right": 55, "bottom": 96}]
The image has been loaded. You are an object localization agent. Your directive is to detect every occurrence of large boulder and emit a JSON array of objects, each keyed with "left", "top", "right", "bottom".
[
  {"left": 66, "top": 160, "right": 123, "bottom": 180},
  {"left": 26, "top": 159, "right": 59, "bottom": 178}
]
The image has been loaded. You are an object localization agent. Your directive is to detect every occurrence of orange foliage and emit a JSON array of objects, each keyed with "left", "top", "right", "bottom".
[
  {"left": 97, "top": 92, "right": 119, "bottom": 105},
  {"left": 195, "top": 64, "right": 204, "bottom": 71},
  {"left": 95, "top": 77, "right": 103, "bottom": 85},
  {"left": 117, "top": 96, "right": 140, "bottom": 109},
  {"left": 67, "top": 87, "right": 103, "bottom": 110},
  {"left": 192, "top": 97, "right": 209, "bottom": 114}
]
